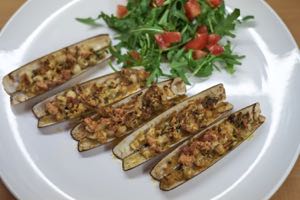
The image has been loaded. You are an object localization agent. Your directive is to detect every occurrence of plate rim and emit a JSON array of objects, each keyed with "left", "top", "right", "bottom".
[{"left": 0, "top": 0, "right": 299, "bottom": 200}]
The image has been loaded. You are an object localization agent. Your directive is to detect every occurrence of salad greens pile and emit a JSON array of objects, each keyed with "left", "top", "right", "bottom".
[{"left": 77, "top": 0, "right": 253, "bottom": 84}]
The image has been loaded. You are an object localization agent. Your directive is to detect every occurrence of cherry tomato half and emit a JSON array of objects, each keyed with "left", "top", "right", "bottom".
[
  {"left": 193, "top": 50, "right": 208, "bottom": 60},
  {"left": 207, "top": 0, "right": 223, "bottom": 8},
  {"left": 208, "top": 44, "right": 224, "bottom": 56},
  {"left": 208, "top": 34, "right": 221, "bottom": 45},
  {"left": 117, "top": 5, "right": 128, "bottom": 18},
  {"left": 184, "top": 0, "right": 201, "bottom": 21},
  {"left": 185, "top": 33, "right": 208, "bottom": 50}
]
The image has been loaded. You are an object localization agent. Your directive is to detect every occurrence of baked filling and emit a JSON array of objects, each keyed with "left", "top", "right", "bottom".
[
  {"left": 81, "top": 83, "right": 186, "bottom": 144},
  {"left": 160, "top": 109, "right": 265, "bottom": 189},
  {"left": 129, "top": 97, "right": 232, "bottom": 160},
  {"left": 44, "top": 68, "right": 149, "bottom": 122},
  {"left": 16, "top": 45, "right": 107, "bottom": 97}
]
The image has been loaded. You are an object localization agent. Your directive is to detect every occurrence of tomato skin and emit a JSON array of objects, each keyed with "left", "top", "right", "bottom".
[
  {"left": 197, "top": 25, "right": 208, "bottom": 34},
  {"left": 184, "top": 0, "right": 201, "bottom": 21},
  {"left": 153, "top": 0, "right": 165, "bottom": 7},
  {"left": 161, "top": 32, "right": 182, "bottom": 44},
  {"left": 193, "top": 50, "right": 207, "bottom": 60},
  {"left": 207, "top": 0, "right": 223, "bottom": 8},
  {"left": 117, "top": 5, "right": 128, "bottom": 18},
  {"left": 129, "top": 51, "right": 141, "bottom": 60},
  {"left": 208, "top": 34, "right": 221, "bottom": 45},
  {"left": 155, "top": 34, "right": 169, "bottom": 49},
  {"left": 155, "top": 32, "right": 182, "bottom": 49},
  {"left": 185, "top": 33, "right": 208, "bottom": 50},
  {"left": 208, "top": 44, "right": 224, "bottom": 55}
]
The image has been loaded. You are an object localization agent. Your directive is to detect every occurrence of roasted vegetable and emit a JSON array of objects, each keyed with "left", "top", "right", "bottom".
[
  {"left": 3, "top": 34, "right": 111, "bottom": 105},
  {"left": 113, "top": 84, "right": 233, "bottom": 170},
  {"left": 151, "top": 103, "right": 265, "bottom": 191},
  {"left": 71, "top": 78, "right": 187, "bottom": 152},
  {"left": 32, "top": 68, "right": 149, "bottom": 127}
]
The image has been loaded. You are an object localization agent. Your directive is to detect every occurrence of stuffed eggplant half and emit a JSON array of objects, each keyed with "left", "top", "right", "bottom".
[
  {"left": 32, "top": 68, "right": 149, "bottom": 128},
  {"left": 151, "top": 103, "right": 265, "bottom": 191},
  {"left": 71, "top": 78, "right": 187, "bottom": 152},
  {"left": 3, "top": 34, "right": 111, "bottom": 105},
  {"left": 113, "top": 84, "right": 233, "bottom": 171}
]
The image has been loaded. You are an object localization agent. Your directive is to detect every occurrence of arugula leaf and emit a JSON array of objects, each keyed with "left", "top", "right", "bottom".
[
  {"left": 76, "top": 17, "right": 100, "bottom": 26},
  {"left": 77, "top": 0, "right": 253, "bottom": 83},
  {"left": 242, "top": 15, "right": 255, "bottom": 22},
  {"left": 214, "top": 9, "right": 241, "bottom": 37}
]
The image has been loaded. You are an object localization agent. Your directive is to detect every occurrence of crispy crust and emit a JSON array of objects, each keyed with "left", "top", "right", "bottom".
[
  {"left": 3, "top": 34, "right": 111, "bottom": 105},
  {"left": 32, "top": 68, "right": 150, "bottom": 128},
  {"left": 150, "top": 103, "right": 265, "bottom": 191},
  {"left": 113, "top": 84, "right": 233, "bottom": 171},
  {"left": 71, "top": 78, "right": 187, "bottom": 152}
]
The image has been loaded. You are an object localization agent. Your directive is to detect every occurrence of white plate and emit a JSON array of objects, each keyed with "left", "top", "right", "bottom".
[{"left": 0, "top": 0, "right": 300, "bottom": 200}]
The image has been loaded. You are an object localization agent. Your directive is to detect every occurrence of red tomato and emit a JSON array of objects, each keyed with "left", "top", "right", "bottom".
[
  {"left": 185, "top": 33, "right": 208, "bottom": 50},
  {"left": 184, "top": 0, "right": 201, "bottom": 21},
  {"left": 155, "top": 34, "right": 169, "bottom": 49},
  {"left": 153, "top": 0, "right": 165, "bottom": 7},
  {"left": 207, "top": 0, "right": 223, "bottom": 8},
  {"left": 208, "top": 34, "right": 221, "bottom": 45},
  {"left": 197, "top": 25, "right": 208, "bottom": 34},
  {"left": 161, "top": 32, "right": 182, "bottom": 44},
  {"left": 208, "top": 44, "right": 224, "bottom": 56},
  {"left": 117, "top": 5, "right": 128, "bottom": 18},
  {"left": 129, "top": 51, "right": 141, "bottom": 60},
  {"left": 193, "top": 50, "right": 207, "bottom": 60},
  {"left": 155, "top": 32, "right": 182, "bottom": 49}
]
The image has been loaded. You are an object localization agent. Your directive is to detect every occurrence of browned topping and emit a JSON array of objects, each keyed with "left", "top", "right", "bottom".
[
  {"left": 128, "top": 97, "right": 232, "bottom": 159},
  {"left": 80, "top": 83, "right": 186, "bottom": 145},
  {"left": 16, "top": 45, "right": 108, "bottom": 97},
  {"left": 44, "top": 88, "right": 88, "bottom": 121},
  {"left": 78, "top": 69, "right": 149, "bottom": 108},
  {"left": 160, "top": 108, "right": 265, "bottom": 189},
  {"left": 43, "top": 69, "right": 149, "bottom": 123}
]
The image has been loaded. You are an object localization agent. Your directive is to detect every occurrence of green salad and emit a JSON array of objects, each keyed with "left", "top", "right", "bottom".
[{"left": 77, "top": 0, "right": 253, "bottom": 84}]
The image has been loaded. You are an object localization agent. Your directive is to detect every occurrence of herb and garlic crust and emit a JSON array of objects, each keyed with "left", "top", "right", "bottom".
[
  {"left": 32, "top": 68, "right": 150, "bottom": 128},
  {"left": 71, "top": 78, "right": 187, "bottom": 152},
  {"left": 3, "top": 34, "right": 111, "bottom": 105},
  {"left": 113, "top": 84, "right": 233, "bottom": 171},
  {"left": 151, "top": 103, "right": 265, "bottom": 191}
]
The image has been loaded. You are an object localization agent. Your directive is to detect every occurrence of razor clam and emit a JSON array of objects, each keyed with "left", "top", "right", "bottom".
[
  {"left": 3, "top": 34, "right": 111, "bottom": 105},
  {"left": 71, "top": 78, "right": 187, "bottom": 152},
  {"left": 114, "top": 84, "right": 233, "bottom": 171},
  {"left": 32, "top": 68, "right": 150, "bottom": 128},
  {"left": 151, "top": 103, "right": 265, "bottom": 191}
]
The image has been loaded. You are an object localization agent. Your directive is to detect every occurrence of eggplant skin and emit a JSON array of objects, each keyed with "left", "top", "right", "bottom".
[
  {"left": 151, "top": 103, "right": 265, "bottom": 191},
  {"left": 2, "top": 34, "right": 111, "bottom": 105}
]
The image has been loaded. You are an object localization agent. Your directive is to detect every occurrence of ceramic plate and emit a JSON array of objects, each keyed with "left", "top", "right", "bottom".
[{"left": 0, "top": 0, "right": 299, "bottom": 199}]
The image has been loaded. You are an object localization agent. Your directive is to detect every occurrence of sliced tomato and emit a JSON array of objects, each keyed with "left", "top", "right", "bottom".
[
  {"left": 193, "top": 50, "right": 207, "bottom": 60},
  {"left": 208, "top": 44, "right": 224, "bottom": 56},
  {"left": 207, "top": 0, "right": 223, "bottom": 8},
  {"left": 185, "top": 33, "right": 208, "bottom": 50},
  {"left": 155, "top": 32, "right": 182, "bottom": 49},
  {"left": 197, "top": 25, "right": 208, "bottom": 34},
  {"left": 208, "top": 34, "right": 221, "bottom": 45},
  {"left": 153, "top": 0, "right": 165, "bottom": 7},
  {"left": 117, "top": 5, "right": 128, "bottom": 18},
  {"left": 161, "top": 32, "right": 182, "bottom": 44},
  {"left": 184, "top": 0, "right": 201, "bottom": 21},
  {"left": 155, "top": 34, "right": 169, "bottom": 49},
  {"left": 129, "top": 51, "right": 141, "bottom": 61}
]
